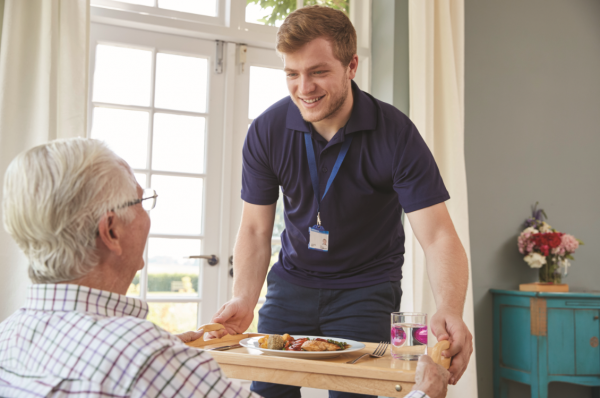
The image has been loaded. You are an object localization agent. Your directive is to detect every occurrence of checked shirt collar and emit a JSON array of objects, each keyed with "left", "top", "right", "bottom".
[{"left": 25, "top": 284, "right": 149, "bottom": 319}]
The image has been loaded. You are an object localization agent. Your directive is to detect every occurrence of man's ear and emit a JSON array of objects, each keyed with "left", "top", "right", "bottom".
[
  {"left": 97, "top": 212, "right": 123, "bottom": 256},
  {"left": 347, "top": 54, "right": 359, "bottom": 80}
]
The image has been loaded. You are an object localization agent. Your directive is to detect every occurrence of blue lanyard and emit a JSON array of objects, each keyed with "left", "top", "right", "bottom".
[{"left": 304, "top": 132, "right": 353, "bottom": 226}]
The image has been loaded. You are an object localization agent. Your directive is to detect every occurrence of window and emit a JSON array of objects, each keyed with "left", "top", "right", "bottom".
[
  {"left": 245, "top": 0, "right": 349, "bottom": 27},
  {"left": 88, "top": 25, "right": 226, "bottom": 333}
]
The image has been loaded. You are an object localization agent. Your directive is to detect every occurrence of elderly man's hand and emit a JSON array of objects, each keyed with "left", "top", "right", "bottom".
[
  {"left": 412, "top": 355, "right": 450, "bottom": 398},
  {"left": 175, "top": 330, "right": 204, "bottom": 344},
  {"left": 429, "top": 310, "right": 473, "bottom": 384}
]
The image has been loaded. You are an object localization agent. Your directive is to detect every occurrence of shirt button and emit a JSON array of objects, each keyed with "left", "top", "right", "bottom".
[{"left": 322, "top": 167, "right": 328, "bottom": 173}]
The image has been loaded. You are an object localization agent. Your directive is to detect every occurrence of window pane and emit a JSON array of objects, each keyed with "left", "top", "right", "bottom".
[
  {"left": 147, "top": 302, "right": 198, "bottom": 334},
  {"left": 245, "top": 1, "right": 290, "bottom": 27},
  {"left": 152, "top": 113, "right": 205, "bottom": 174},
  {"left": 147, "top": 237, "right": 201, "bottom": 296},
  {"left": 93, "top": 45, "right": 152, "bottom": 106},
  {"left": 158, "top": 0, "right": 217, "bottom": 16},
  {"left": 91, "top": 107, "right": 149, "bottom": 169},
  {"left": 127, "top": 270, "right": 141, "bottom": 297},
  {"left": 150, "top": 175, "right": 203, "bottom": 235},
  {"left": 155, "top": 53, "right": 208, "bottom": 113},
  {"left": 248, "top": 66, "right": 288, "bottom": 119},
  {"left": 272, "top": 193, "right": 285, "bottom": 238}
]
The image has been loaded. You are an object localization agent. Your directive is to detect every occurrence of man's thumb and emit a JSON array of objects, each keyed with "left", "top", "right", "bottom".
[
  {"left": 430, "top": 316, "right": 449, "bottom": 341},
  {"left": 213, "top": 303, "right": 236, "bottom": 322}
]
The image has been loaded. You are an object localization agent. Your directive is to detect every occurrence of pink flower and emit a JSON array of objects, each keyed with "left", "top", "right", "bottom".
[{"left": 561, "top": 234, "right": 579, "bottom": 253}]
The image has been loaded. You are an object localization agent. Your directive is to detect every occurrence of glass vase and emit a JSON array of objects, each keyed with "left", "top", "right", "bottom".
[{"left": 539, "top": 257, "right": 562, "bottom": 284}]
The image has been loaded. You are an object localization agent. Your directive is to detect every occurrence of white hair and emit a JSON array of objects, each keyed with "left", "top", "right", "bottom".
[{"left": 2, "top": 138, "right": 138, "bottom": 283}]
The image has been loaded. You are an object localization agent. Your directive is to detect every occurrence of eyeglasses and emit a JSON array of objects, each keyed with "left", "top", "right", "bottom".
[{"left": 120, "top": 188, "right": 158, "bottom": 211}]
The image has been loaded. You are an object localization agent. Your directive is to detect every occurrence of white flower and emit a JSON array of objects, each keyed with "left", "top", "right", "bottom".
[
  {"left": 539, "top": 222, "right": 553, "bottom": 233},
  {"left": 524, "top": 252, "right": 547, "bottom": 269},
  {"left": 522, "top": 227, "right": 539, "bottom": 235}
]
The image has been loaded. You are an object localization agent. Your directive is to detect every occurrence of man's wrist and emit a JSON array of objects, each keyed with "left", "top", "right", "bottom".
[
  {"left": 407, "top": 390, "right": 430, "bottom": 398},
  {"left": 435, "top": 306, "right": 463, "bottom": 317}
]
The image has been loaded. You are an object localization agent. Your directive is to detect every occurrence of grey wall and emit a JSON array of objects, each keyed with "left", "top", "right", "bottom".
[{"left": 465, "top": 0, "right": 600, "bottom": 397}]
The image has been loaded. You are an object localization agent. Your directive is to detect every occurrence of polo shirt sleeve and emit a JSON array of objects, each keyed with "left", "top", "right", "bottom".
[
  {"left": 392, "top": 122, "right": 450, "bottom": 213},
  {"left": 241, "top": 119, "right": 280, "bottom": 205}
]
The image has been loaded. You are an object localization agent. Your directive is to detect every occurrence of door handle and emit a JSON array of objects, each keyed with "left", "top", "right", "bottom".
[{"left": 188, "top": 255, "right": 219, "bottom": 266}]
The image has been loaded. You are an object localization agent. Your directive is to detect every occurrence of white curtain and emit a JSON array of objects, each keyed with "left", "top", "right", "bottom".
[
  {"left": 0, "top": 0, "right": 89, "bottom": 321},
  {"left": 401, "top": 0, "right": 478, "bottom": 396}
]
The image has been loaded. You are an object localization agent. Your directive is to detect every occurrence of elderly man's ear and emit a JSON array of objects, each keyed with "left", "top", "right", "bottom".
[{"left": 97, "top": 212, "right": 123, "bottom": 256}]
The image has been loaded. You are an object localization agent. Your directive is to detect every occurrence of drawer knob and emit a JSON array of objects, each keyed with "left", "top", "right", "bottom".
[
  {"left": 395, "top": 385, "right": 402, "bottom": 392},
  {"left": 592, "top": 337, "right": 599, "bottom": 348},
  {"left": 594, "top": 316, "right": 599, "bottom": 320}
]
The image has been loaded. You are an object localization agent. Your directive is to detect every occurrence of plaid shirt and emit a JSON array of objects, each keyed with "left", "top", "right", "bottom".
[
  {"left": 0, "top": 284, "right": 260, "bottom": 398},
  {"left": 406, "top": 391, "right": 430, "bottom": 398}
]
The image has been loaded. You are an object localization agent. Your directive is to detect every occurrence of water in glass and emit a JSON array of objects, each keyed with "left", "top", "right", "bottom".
[{"left": 391, "top": 313, "right": 427, "bottom": 360}]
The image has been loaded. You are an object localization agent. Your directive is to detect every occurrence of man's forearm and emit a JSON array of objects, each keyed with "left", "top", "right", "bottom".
[
  {"left": 231, "top": 227, "right": 272, "bottom": 304},
  {"left": 424, "top": 233, "right": 469, "bottom": 315}
]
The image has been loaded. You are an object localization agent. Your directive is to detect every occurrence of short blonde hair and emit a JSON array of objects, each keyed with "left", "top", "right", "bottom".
[
  {"left": 2, "top": 138, "right": 137, "bottom": 283},
  {"left": 276, "top": 5, "right": 357, "bottom": 66}
]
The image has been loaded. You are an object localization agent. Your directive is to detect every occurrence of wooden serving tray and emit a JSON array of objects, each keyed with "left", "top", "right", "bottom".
[{"left": 186, "top": 323, "right": 418, "bottom": 397}]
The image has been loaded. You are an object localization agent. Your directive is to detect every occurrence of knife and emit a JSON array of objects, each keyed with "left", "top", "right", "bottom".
[{"left": 208, "top": 344, "right": 243, "bottom": 351}]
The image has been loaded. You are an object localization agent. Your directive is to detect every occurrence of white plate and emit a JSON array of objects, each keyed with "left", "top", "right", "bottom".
[{"left": 239, "top": 335, "right": 366, "bottom": 359}]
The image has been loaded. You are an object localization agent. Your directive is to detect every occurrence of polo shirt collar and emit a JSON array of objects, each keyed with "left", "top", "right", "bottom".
[{"left": 286, "top": 80, "right": 377, "bottom": 134}]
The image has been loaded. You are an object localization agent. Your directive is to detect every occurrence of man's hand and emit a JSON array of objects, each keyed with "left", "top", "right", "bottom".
[
  {"left": 412, "top": 355, "right": 450, "bottom": 398},
  {"left": 210, "top": 296, "right": 256, "bottom": 336},
  {"left": 429, "top": 310, "right": 473, "bottom": 385}
]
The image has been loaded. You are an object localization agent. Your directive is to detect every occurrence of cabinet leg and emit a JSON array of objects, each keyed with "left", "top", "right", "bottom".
[
  {"left": 531, "top": 381, "right": 548, "bottom": 398},
  {"left": 591, "top": 386, "right": 599, "bottom": 398}
]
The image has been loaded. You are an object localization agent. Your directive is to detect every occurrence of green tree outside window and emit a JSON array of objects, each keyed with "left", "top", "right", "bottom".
[{"left": 247, "top": 0, "right": 349, "bottom": 27}]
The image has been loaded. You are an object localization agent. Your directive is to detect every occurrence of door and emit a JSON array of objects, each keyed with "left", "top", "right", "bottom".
[
  {"left": 228, "top": 46, "right": 290, "bottom": 331},
  {"left": 88, "top": 23, "right": 225, "bottom": 330}
]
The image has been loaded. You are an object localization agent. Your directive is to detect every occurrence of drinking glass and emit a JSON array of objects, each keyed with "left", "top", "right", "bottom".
[{"left": 391, "top": 312, "right": 428, "bottom": 360}]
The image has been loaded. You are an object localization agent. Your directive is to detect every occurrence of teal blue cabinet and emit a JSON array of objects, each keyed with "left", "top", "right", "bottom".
[{"left": 491, "top": 290, "right": 600, "bottom": 397}]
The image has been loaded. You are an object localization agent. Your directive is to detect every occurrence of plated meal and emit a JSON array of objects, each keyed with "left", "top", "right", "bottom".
[
  {"left": 239, "top": 335, "right": 365, "bottom": 359},
  {"left": 258, "top": 334, "right": 350, "bottom": 351}
]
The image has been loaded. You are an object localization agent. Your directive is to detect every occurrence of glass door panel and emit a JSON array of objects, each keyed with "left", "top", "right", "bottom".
[{"left": 89, "top": 23, "right": 226, "bottom": 332}]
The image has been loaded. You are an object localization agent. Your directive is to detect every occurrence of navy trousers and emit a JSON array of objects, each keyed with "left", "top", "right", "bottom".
[{"left": 251, "top": 271, "right": 402, "bottom": 398}]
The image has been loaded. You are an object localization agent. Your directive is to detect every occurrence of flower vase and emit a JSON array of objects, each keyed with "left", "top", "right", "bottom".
[{"left": 539, "top": 257, "right": 562, "bottom": 284}]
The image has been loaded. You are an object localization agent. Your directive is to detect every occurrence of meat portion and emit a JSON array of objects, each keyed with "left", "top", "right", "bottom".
[{"left": 301, "top": 340, "right": 341, "bottom": 351}]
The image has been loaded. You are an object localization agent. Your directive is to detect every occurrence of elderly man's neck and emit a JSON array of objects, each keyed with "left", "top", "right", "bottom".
[{"left": 61, "top": 262, "right": 135, "bottom": 296}]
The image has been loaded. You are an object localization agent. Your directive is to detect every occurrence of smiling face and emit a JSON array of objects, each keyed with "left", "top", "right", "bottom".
[{"left": 283, "top": 37, "right": 358, "bottom": 126}]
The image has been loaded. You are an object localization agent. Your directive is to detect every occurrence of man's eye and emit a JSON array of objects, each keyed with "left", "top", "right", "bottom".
[{"left": 287, "top": 73, "right": 297, "bottom": 77}]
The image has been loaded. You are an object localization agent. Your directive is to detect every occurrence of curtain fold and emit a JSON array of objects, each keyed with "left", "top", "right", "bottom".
[
  {"left": 403, "top": 0, "right": 478, "bottom": 396},
  {"left": 0, "top": 0, "right": 89, "bottom": 321}
]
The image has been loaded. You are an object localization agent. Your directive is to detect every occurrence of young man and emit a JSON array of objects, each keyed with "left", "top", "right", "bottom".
[{"left": 212, "top": 6, "right": 473, "bottom": 398}]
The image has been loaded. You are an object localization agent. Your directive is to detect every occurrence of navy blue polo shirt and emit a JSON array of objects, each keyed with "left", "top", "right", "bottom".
[{"left": 241, "top": 81, "right": 449, "bottom": 289}]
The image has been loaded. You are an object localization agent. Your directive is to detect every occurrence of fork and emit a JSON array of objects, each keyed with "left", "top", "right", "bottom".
[{"left": 345, "top": 341, "right": 389, "bottom": 364}]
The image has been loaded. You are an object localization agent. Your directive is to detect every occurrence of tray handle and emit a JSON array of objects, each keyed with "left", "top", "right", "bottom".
[
  {"left": 186, "top": 323, "right": 256, "bottom": 348},
  {"left": 430, "top": 340, "right": 452, "bottom": 369}
]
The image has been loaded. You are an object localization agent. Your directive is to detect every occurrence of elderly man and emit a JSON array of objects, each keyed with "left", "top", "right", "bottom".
[
  {"left": 0, "top": 138, "right": 259, "bottom": 397},
  {"left": 0, "top": 138, "right": 449, "bottom": 398}
]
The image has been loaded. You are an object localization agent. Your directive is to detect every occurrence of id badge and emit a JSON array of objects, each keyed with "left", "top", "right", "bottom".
[{"left": 308, "top": 225, "right": 329, "bottom": 252}]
